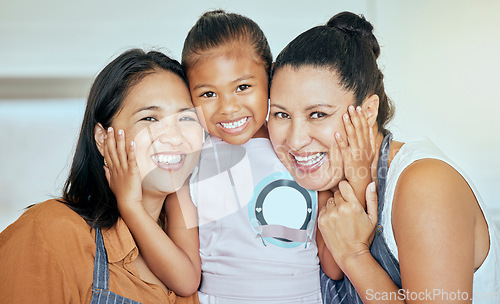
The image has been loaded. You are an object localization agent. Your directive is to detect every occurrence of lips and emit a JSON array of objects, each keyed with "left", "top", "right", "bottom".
[
  {"left": 217, "top": 117, "right": 250, "bottom": 134},
  {"left": 290, "top": 151, "right": 326, "bottom": 173},
  {"left": 151, "top": 152, "right": 185, "bottom": 171}
]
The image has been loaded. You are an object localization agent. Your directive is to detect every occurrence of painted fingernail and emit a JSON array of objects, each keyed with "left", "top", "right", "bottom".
[
  {"left": 369, "top": 182, "right": 376, "bottom": 192},
  {"left": 343, "top": 113, "right": 349, "bottom": 121},
  {"left": 118, "top": 129, "right": 123, "bottom": 136},
  {"left": 357, "top": 106, "right": 362, "bottom": 113},
  {"left": 349, "top": 105, "right": 355, "bottom": 113},
  {"left": 107, "top": 127, "right": 113, "bottom": 133}
]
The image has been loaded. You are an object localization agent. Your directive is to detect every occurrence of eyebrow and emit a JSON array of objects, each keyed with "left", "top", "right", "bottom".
[
  {"left": 179, "top": 107, "right": 196, "bottom": 113},
  {"left": 269, "top": 103, "right": 337, "bottom": 111},
  {"left": 134, "top": 105, "right": 160, "bottom": 115},
  {"left": 192, "top": 75, "right": 255, "bottom": 91}
]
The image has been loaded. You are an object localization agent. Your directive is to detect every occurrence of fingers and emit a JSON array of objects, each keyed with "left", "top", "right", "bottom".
[
  {"left": 104, "top": 127, "right": 132, "bottom": 172},
  {"left": 337, "top": 180, "right": 357, "bottom": 203},
  {"left": 365, "top": 181, "right": 378, "bottom": 225},
  {"left": 127, "top": 140, "right": 139, "bottom": 175},
  {"left": 116, "top": 129, "right": 128, "bottom": 170}
]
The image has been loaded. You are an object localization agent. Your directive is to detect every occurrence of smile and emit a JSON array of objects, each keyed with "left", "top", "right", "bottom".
[
  {"left": 291, "top": 152, "right": 326, "bottom": 172},
  {"left": 151, "top": 153, "right": 185, "bottom": 170},
  {"left": 219, "top": 117, "right": 248, "bottom": 129}
]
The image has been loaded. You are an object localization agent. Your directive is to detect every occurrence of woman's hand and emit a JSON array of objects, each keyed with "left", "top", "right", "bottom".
[
  {"left": 103, "top": 127, "right": 142, "bottom": 214},
  {"left": 335, "top": 105, "right": 376, "bottom": 208},
  {"left": 318, "top": 180, "right": 378, "bottom": 269}
]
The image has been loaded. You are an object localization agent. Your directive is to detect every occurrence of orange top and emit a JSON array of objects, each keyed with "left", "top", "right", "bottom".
[{"left": 0, "top": 199, "right": 199, "bottom": 304}]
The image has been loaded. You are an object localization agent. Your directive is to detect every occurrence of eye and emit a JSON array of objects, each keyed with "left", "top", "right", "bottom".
[
  {"left": 310, "top": 111, "right": 328, "bottom": 119},
  {"left": 141, "top": 116, "right": 158, "bottom": 122},
  {"left": 236, "top": 84, "right": 250, "bottom": 92},
  {"left": 179, "top": 115, "right": 198, "bottom": 122},
  {"left": 273, "top": 112, "right": 290, "bottom": 119},
  {"left": 200, "top": 91, "right": 216, "bottom": 98}
]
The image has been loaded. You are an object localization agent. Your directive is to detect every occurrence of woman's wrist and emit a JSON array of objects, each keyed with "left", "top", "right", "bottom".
[{"left": 337, "top": 245, "right": 372, "bottom": 273}]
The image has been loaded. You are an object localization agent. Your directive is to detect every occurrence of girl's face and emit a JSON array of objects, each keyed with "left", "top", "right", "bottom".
[
  {"left": 109, "top": 70, "right": 203, "bottom": 194},
  {"left": 268, "top": 65, "right": 355, "bottom": 191},
  {"left": 186, "top": 44, "right": 269, "bottom": 145}
]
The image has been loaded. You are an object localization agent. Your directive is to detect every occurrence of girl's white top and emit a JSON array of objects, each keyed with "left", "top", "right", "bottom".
[
  {"left": 190, "top": 136, "right": 321, "bottom": 304},
  {"left": 380, "top": 138, "right": 500, "bottom": 303}
]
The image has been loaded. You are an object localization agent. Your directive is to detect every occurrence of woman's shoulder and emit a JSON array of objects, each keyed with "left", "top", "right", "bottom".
[{"left": 3, "top": 199, "right": 92, "bottom": 247}]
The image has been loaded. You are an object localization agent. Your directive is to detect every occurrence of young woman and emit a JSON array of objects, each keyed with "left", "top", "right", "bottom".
[{"left": 0, "top": 49, "right": 203, "bottom": 303}]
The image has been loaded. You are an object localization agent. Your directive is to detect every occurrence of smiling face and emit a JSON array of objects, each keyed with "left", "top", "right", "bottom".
[
  {"left": 186, "top": 44, "right": 269, "bottom": 145},
  {"left": 109, "top": 70, "right": 203, "bottom": 194},
  {"left": 268, "top": 65, "right": 356, "bottom": 191}
]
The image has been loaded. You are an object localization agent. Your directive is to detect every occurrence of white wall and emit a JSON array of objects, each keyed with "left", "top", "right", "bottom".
[{"left": 1, "top": 0, "right": 499, "bottom": 231}]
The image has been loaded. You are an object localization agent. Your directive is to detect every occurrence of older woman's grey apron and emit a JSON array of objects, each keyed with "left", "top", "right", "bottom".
[
  {"left": 90, "top": 228, "right": 142, "bottom": 304},
  {"left": 320, "top": 132, "right": 402, "bottom": 304}
]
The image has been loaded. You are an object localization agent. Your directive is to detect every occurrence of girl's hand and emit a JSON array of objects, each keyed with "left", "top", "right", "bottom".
[
  {"left": 103, "top": 127, "right": 142, "bottom": 214},
  {"left": 318, "top": 181, "right": 378, "bottom": 269},
  {"left": 335, "top": 105, "right": 376, "bottom": 208}
]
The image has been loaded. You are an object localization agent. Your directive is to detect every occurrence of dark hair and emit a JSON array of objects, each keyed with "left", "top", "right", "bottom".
[
  {"left": 61, "top": 48, "right": 187, "bottom": 229},
  {"left": 272, "top": 11, "right": 394, "bottom": 134},
  {"left": 181, "top": 9, "right": 272, "bottom": 77}
]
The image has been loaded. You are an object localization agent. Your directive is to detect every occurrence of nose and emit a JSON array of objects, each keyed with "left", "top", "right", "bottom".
[
  {"left": 287, "top": 119, "right": 311, "bottom": 151},
  {"left": 219, "top": 94, "right": 241, "bottom": 115},
  {"left": 148, "top": 121, "right": 183, "bottom": 146}
]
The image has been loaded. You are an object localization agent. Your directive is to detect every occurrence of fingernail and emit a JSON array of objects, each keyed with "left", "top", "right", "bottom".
[
  {"left": 130, "top": 141, "right": 135, "bottom": 148},
  {"left": 335, "top": 132, "right": 342, "bottom": 140},
  {"left": 369, "top": 182, "right": 376, "bottom": 192},
  {"left": 107, "top": 127, "right": 113, "bottom": 133},
  {"left": 104, "top": 134, "right": 107, "bottom": 139},
  {"left": 349, "top": 105, "right": 355, "bottom": 112},
  {"left": 356, "top": 106, "right": 362, "bottom": 113},
  {"left": 343, "top": 113, "right": 349, "bottom": 121},
  {"left": 118, "top": 129, "right": 123, "bottom": 136}
]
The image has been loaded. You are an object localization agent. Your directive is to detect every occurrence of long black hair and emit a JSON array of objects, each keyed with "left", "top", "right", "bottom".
[
  {"left": 272, "top": 11, "right": 394, "bottom": 134},
  {"left": 61, "top": 49, "right": 187, "bottom": 229}
]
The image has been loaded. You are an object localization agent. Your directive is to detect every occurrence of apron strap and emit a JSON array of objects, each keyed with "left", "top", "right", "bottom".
[
  {"left": 92, "top": 228, "right": 110, "bottom": 290},
  {"left": 376, "top": 132, "right": 393, "bottom": 220}
]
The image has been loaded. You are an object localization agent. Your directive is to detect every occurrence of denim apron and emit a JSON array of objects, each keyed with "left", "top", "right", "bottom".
[
  {"left": 90, "top": 228, "right": 142, "bottom": 304},
  {"left": 320, "top": 132, "right": 402, "bottom": 304}
]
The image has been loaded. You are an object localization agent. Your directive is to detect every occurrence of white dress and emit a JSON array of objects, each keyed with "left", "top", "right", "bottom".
[
  {"left": 380, "top": 138, "right": 500, "bottom": 303},
  {"left": 190, "top": 136, "right": 322, "bottom": 304}
]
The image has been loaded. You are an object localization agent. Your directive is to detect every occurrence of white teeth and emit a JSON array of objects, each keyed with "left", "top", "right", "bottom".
[
  {"left": 293, "top": 152, "right": 325, "bottom": 166},
  {"left": 153, "top": 154, "right": 182, "bottom": 165},
  {"left": 220, "top": 117, "right": 248, "bottom": 129}
]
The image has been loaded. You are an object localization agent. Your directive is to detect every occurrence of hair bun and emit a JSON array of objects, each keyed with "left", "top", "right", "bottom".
[{"left": 327, "top": 11, "right": 380, "bottom": 58}]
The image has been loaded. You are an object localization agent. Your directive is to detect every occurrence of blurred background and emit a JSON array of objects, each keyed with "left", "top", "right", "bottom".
[{"left": 1, "top": 0, "right": 499, "bottom": 231}]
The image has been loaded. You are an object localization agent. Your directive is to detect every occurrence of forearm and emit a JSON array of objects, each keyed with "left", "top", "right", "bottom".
[
  {"left": 340, "top": 251, "right": 404, "bottom": 304},
  {"left": 120, "top": 206, "right": 200, "bottom": 295}
]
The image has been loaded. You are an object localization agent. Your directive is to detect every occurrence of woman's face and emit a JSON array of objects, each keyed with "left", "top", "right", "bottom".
[
  {"left": 109, "top": 70, "right": 203, "bottom": 194},
  {"left": 268, "top": 65, "right": 355, "bottom": 191}
]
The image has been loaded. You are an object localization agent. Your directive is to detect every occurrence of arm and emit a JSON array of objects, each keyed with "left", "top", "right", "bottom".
[
  {"left": 316, "top": 190, "right": 344, "bottom": 280},
  {"left": 321, "top": 160, "right": 477, "bottom": 304},
  {"left": 104, "top": 128, "right": 200, "bottom": 296}
]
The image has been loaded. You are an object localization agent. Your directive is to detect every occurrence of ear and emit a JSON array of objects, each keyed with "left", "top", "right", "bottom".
[
  {"left": 94, "top": 123, "right": 106, "bottom": 156},
  {"left": 361, "top": 94, "right": 379, "bottom": 127}
]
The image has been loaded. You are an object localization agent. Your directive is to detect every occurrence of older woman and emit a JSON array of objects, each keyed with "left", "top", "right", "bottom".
[
  {"left": 268, "top": 11, "right": 500, "bottom": 304},
  {"left": 0, "top": 49, "right": 203, "bottom": 303}
]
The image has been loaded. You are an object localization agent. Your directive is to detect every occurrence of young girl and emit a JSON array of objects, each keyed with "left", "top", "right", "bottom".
[{"left": 180, "top": 10, "right": 325, "bottom": 303}]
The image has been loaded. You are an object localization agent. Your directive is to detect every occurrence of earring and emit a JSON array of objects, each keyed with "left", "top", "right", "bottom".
[{"left": 104, "top": 159, "right": 108, "bottom": 168}]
